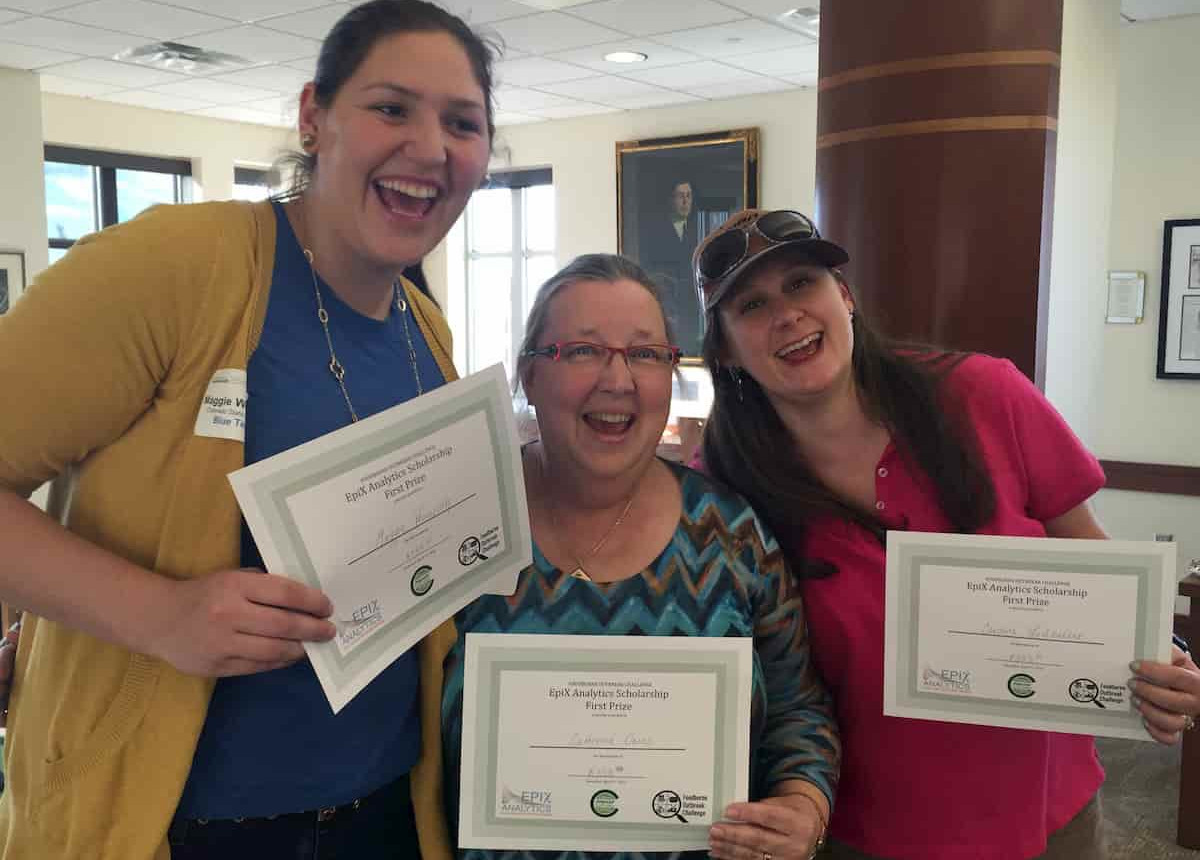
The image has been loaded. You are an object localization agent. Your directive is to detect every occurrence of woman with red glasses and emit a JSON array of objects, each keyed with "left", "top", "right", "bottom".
[
  {"left": 692, "top": 209, "right": 1200, "bottom": 859},
  {"left": 427, "top": 253, "right": 839, "bottom": 860}
]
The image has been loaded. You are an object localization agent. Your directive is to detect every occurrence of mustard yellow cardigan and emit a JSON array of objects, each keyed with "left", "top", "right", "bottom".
[{"left": 0, "top": 200, "right": 456, "bottom": 860}]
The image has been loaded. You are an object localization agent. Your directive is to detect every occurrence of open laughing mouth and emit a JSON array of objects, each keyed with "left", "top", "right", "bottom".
[
  {"left": 775, "top": 331, "right": 822, "bottom": 363},
  {"left": 374, "top": 178, "right": 440, "bottom": 219},
  {"left": 583, "top": 411, "right": 635, "bottom": 437}
]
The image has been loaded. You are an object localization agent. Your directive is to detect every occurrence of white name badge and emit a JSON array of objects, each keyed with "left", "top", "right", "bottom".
[{"left": 195, "top": 368, "right": 247, "bottom": 442}]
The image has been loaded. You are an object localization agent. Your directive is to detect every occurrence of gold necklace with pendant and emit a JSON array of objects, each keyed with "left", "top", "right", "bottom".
[{"left": 537, "top": 453, "right": 636, "bottom": 582}]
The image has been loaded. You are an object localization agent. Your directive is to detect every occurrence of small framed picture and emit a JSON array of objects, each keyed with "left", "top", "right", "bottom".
[
  {"left": 1157, "top": 220, "right": 1200, "bottom": 379},
  {"left": 616, "top": 128, "right": 760, "bottom": 362},
  {"left": 0, "top": 249, "right": 26, "bottom": 316}
]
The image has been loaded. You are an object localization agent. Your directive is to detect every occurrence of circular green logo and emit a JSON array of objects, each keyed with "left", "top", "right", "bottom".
[
  {"left": 590, "top": 789, "right": 619, "bottom": 818},
  {"left": 410, "top": 565, "right": 434, "bottom": 596},
  {"left": 1008, "top": 672, "right": 1036, "bottom": 699}
]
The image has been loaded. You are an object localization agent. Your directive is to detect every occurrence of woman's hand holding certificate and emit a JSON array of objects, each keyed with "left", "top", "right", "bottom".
[{"left": 229, "top": 365, "right": 531, "bottom": 712}]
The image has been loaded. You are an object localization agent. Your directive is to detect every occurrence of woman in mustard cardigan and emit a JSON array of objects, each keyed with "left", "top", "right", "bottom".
[{"left": 0, "top": 2, "right": 494, "bottom": 856}]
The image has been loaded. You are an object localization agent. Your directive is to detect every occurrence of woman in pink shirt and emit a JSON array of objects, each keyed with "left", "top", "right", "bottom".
[{"left": 692, "top": 209, "right": 1200, "bottom": 860}]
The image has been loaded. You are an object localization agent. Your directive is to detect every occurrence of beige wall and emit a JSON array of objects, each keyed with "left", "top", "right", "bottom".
[
  {"left": 41, "top": 93, "right": 291, "bottom": 202},
  {"left": 0, "top": 67, "right": 49, "bottom": 296},
  {"left": 1091, "top": 14, "right": 1200, "bottom": 581},
  {"left": 1044, "top": 0, "right": 1120, "bottom": 445}
]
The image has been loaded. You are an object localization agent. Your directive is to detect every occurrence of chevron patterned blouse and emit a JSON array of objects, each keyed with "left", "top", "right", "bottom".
[{"left": 442, "top": 460, "right": 840, "bottom": 859}]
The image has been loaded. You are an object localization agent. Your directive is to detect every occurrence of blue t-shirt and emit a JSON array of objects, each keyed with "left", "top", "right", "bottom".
[{"left": 177, "top": 202, "right": 445, "bottom": 819}]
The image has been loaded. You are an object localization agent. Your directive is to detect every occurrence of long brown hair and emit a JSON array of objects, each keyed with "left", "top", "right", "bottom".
[{"left": 701, "top": 269, "right": 996, "bottom": 579}]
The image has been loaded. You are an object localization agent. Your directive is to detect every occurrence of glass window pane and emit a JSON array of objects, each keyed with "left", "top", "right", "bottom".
[
  {"left": 233, "top": 183, "right": 270, "bottom": 202},
  {"left": 468, "top": 257, "right": 512, "bottom": 375},
  {"left": 48, "top": 247, "right": 69, "bottom": 265},
  {"left": 116, "top": 169, "right": 178, "bottom": 222},
  {"left": 524, "top": 184, "right": 554, "bottom": 253},
  {"left": 44, "top": 162, "right": 98, "bottom": 241},
  {"left": 524, "top": 254, "right": 557, "bottom": 319},
  {"left": 468, "top": 188, "right": 512, "bottom": 254}
]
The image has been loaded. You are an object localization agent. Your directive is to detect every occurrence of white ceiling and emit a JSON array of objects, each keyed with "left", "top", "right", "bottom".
[
  {"left": 0, "top": 0, "right": 820, "bottom": 128},
  {"left": 0, "top": 0, "right": 1195, "bottom": 130}
]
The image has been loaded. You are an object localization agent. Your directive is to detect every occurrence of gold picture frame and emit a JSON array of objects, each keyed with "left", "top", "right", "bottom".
[{"left": 616, "top": 128, "right": 760, "bottom": 363}]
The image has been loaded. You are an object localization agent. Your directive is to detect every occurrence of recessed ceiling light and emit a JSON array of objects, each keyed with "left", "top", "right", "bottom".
[{"left": 604, "top": 51, "right": 648, "bottom": 64}]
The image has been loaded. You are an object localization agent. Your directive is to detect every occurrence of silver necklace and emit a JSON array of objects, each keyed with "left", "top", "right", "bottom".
[{"left": 302, "top": 248, "right": 423, "bottom": 423}]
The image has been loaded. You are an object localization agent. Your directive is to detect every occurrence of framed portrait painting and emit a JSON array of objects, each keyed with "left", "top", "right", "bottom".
[
  {"left": 617, "top": 128, "right": 760, "bottom": 362},
  {"left": 0, "top": 250, "right": 25, "bottom": 316},
  {"left": 1156, "top": 219, "right": 1200, "bottom": 379}
]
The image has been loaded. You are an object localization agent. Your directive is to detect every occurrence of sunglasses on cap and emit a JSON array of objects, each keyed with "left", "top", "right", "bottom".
[{"left": 695, "top": 210, "right": 820, "bottom": 284}]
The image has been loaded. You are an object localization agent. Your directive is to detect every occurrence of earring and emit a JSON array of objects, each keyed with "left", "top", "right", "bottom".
[{"left": 301, "top": 132, "right": 316, "bottom": 149}]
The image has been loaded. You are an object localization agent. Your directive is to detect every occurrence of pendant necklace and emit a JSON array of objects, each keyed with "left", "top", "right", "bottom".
[
  {"left": 537, "top": 453, "right": 636, "bottom": 582},
  {"left": 301, "top": 247, "right": 423, "bottom": 422}
]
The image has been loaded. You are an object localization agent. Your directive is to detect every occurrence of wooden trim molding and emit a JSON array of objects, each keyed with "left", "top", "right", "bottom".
[
  {"left": 816, "top": 115, "right": 1057, "bottom": 149},
  {"left": 1100, "top": 460, "right": 1200, "bottom": 497},
  {"left": 819, "top": 50, "right": 1061, "bottom": 92}
]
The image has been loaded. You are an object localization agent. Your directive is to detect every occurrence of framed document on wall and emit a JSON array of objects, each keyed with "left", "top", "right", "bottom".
[{"left": 1157, "top": 219, "right": 1200, "bottom": 379}]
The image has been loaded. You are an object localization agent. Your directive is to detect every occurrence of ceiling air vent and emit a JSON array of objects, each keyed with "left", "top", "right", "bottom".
[
  {"left": 114, "top": 41, "right": 253, "bottom": 74},
  {"left": 776, "top": 6, "right": 820, "bottom": 38}
]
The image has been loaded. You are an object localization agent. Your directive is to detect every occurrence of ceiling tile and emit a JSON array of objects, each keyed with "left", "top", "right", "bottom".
[
  {"left": 488, "top": 12, "right": 625, "bottom": 54},
  {"left": 239, "top": 94, "right": 294, "bottom": 120},
  {"left": 537, "top": 73, "right": 670, "bottom": 103},
  {"left": 693, "top": 76, "right": 794, "bottom": 99},
  {"left": 608, "top": 90, "right": 701, "bottom": 109},
  {"left": 494, "top": 109, "right": 543, "bottom": 125},
  {"left": 256, "top": 3, "right": 349, "bottom": 38},
  {"left": 211, "top": 63, "right": 310, "bottom": 93},
  {"left": 547, "top": 38, "right": 698, "bottom": 72},
  {"left": 148, "top": 75, "right": 277, "bottom": 102},
  {"left": 101, "top": 88, "right": 215, "bottom": 110},
  {"left": 188, "top": 24, "right": 321, "bottom": 63},
  {"left": 0, "top": 38, "right": 78, "bottom": 67},
  {"left": 517, "top": 0, "right": 595, "bottom": 8},
  {"left": 39, "top": 72, "right": 122, "bottom": 95},
  {"left": 0, "top": 0, "right": 82, "bottom": 11},
  {"left": 653, "top": 18, "right": 810, "bottom": 57},
  {"left": 54, "top": 0, "right": 234, "bottom": 40},
  {"left": 0, "top": 16, "right": 144, "bottom": 55},
  {"left": 568, "top": 0, "right": 744, "bottom": 36},
  {"left": 0, "top": 9, "right": 28, "bottom": 25},
  {"left": 190, "top": 103, "right": 282, "bottom": 124},
  {"left": 1121, "top": 0, "right": 1200, "bottom": 21},
  {"left": 718, "top": 0, "right": 815, "bottom": 16},
  {"left": 721, "top": 43, "right": 817, "bottom": 75},
  {"left": 281, "top": 56, "right": 315, "bottom": 75},
  {"left": 494, "top": 84, "right": 580, "bottom": 111},
  {"left": 622, "top": 59, "right": 762, "bottom": 88},
  {"left": 435, "top": 0, "right": 548, "bottom": 24},
  {"left": 42, "top": 57, "right": 184, "bottom": 87},
  {"left": 524, "top": 101, "right": 621, "bottom": 118},
  {"left": 779, "top": 70, "right": 816, "bottom": 87},
  {"left": 154, "top": 0, "right": 330, "bottom": 24},
  {"left": 495, "top": 55, "right": 594, "bottom": 86}
]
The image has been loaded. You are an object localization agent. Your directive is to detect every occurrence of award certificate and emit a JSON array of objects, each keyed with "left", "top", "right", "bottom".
[
  {"left": 229, "top": 364, "right": 531, "bottom": 712},
  {"left": 459, "top": 633, "right": 752, "bottom": 852},
  {"left": 885, "top": 532, "right": 1176, "bottom": 739}
]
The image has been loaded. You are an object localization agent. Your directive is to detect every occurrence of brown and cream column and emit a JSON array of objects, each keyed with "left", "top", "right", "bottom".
[{"left": 814, "top": 2, "right": 1063, "bottom": 384}]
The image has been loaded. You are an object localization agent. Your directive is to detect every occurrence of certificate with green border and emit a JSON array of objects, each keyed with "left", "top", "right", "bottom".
[
  {"left": 229, "top": 364, "right": 530, "bottom": 713},
  {"left": 884, "top": 532, "right": 1175, "bottom": 740},
  {"left": 459, "top": 633, "right": 752, "bottom": 852}
]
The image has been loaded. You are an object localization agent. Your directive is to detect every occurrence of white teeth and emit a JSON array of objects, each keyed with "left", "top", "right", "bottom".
[
  {"left": 588, "top": 413, "right": 632, "bottom": 423},
  {"left": 777, "top": 332, "right": 821, "bottom": 357},
  {"left": 377, "top": 179, "right": 438, "bottom": 198}
]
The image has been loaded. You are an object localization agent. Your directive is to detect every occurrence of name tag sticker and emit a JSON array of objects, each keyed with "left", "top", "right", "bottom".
[{"left": 195, "top": 368, "right": 247, "bottom": 441}]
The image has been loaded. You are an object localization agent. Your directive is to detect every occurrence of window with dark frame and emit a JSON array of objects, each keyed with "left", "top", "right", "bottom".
[{"left": 44, "top": 145, "right": 192, "bottom": 263}]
